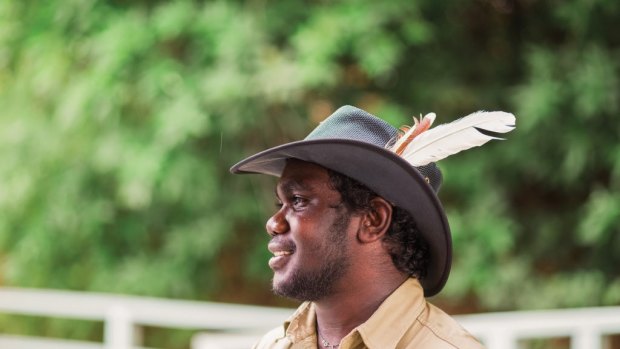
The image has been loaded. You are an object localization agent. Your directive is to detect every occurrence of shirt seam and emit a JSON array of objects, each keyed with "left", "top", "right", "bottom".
[
  {"left": 361, "top": 293, "right": 427, "bottom": 349},
  {"left": 416, "top": 317, "right": 460, "bottom": 349}
]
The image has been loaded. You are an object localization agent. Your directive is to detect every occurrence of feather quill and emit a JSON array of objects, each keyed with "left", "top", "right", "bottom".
[
  {"left": 394, "top": 111, "right": 515, "bottom": 167},
  {"left": 392, "top": 113, "right": 436, "bottom": 155}
]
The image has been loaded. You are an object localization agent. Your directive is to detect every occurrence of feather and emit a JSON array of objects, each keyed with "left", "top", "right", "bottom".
[
  {"left": 397, "top": 111, "right": 515, "bottom": 167},
  {"left": 391, "top": 113, "right": 436, "bottom": 155}
]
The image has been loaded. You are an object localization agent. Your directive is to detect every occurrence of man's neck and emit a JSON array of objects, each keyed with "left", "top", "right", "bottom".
[{"left": 313, "top": 274, "right": 409, "bottom": 346}]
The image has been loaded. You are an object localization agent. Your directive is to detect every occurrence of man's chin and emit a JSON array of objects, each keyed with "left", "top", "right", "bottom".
[
  {"left": 271, "top": 271, "right": 328, "bottom": 301},
  {"left": 271, "top": 269, "right": 287, "bottom": 285},
  {"left": 270, "top": 257, "right": 347, "bottom": 301},
  {"left": 271, "top": 272, "right": 304, "bottom": 300},
  {"left": 271, "top": 274, "right": 292, "bottom": 297}
]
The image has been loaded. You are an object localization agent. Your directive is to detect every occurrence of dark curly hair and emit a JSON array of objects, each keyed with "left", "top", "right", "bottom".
[{"left": 326, "top": 169, "right": 429, "bottom": 280}]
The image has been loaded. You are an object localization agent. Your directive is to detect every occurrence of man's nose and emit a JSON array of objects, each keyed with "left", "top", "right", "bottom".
[{"left": 266, "top": 209, "right": 289, "bottom": 236}]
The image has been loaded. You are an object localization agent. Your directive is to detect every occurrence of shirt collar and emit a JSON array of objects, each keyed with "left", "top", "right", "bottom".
[
  {"left": 282, "top": 278, "right": 426, "bottom": 348},
  {"left": 284, "top": 301, "right": 317, "bottom": 343},
  {"left": 355, "top": 278, "right": 426, "bottom": 349}
]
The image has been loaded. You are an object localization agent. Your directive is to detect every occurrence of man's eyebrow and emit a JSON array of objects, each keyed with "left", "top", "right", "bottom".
[{"left": 276, "top": 179, "right": 311, "bottom": 196}]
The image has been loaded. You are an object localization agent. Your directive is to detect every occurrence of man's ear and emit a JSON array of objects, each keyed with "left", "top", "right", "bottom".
[{"left": 358, "top": 197, "right": 392, "bottom": 243}]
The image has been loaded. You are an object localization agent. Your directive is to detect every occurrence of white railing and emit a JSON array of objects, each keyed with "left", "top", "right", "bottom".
[
  {"left": 0, "top": 287, "right": 619, "bottom": 349},
  {"left": 0, "top": 287, "right": 290, "bottom": 349},
  {"left": 458, "top": 307, "right": 620, "bottom": 349}
]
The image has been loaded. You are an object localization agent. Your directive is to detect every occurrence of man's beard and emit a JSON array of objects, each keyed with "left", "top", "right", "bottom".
[{"left": 272, "top": 212, "right": 351, "bottom": 301}]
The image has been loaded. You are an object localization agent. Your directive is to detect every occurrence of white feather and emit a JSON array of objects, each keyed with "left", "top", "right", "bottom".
[
  {"left": 389, "top": 113, "right": 436, "bottom": 155},
  {"left": 400, "top": 111, "right": 516, "bottom": 166}
]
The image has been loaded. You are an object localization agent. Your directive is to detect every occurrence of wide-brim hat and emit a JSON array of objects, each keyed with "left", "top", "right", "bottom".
[{"left": 230, "top": 105, "right": 451, "bottom": 297}]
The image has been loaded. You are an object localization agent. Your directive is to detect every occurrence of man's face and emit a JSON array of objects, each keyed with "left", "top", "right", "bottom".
[{"left": 266, "top": 160, "right": 357, "bottom": 301}]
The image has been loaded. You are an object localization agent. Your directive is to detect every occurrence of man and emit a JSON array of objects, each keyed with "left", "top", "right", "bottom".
[{"left": 231, "top": 105, "right": 515, "bottom": 348}]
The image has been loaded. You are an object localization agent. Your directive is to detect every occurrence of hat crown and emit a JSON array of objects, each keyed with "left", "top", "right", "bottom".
[
  {"left": 305, "top": 105, "right": 442, "bottom": 193},
  {"left": 305, "top": 105, "right": 398, "bottom": 147}
]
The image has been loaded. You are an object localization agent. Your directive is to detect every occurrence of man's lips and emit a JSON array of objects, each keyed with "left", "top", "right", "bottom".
[
  {"left": 268, "top": 240, "right": 295, "bottom": 270},
  {"left": 273, "top": 250, "right": 293, "bottom": 257},
  {"left": 268, "top": 239, "right": 296, "bottom": 255}
]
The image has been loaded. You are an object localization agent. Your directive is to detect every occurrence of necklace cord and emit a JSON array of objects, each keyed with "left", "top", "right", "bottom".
[{"left": 318, "top": 330, "right": 340, "bottom": 349}]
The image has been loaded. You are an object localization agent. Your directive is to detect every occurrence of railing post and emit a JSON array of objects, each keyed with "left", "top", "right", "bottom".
[
  {"left": 104, "top": 305, "right": 135, "bottom": 349},
  {"left": 483, "top": 330, "right": 518, "bottom": 349},
  {"left": 572, "top": 327, "right": 601, "bottom": 349}
]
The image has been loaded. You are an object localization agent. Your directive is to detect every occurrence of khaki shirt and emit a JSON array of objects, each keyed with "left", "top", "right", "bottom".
[{"left": 253, "top": 278, "right": 484, "bottom": 349}]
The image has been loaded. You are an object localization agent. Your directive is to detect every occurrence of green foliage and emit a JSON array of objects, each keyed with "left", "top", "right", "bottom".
[{"left": 0, "top": 0, "right": 619, "bottom": 346}]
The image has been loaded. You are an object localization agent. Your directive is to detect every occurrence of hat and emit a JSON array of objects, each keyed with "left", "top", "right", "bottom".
[{"left": 231, "top": 105, "right": 515, "bottom": 297}]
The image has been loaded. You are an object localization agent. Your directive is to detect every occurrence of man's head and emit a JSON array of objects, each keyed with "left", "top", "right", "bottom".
[{"left": 233, "top": 105, "right": 455, "bottom": 296}]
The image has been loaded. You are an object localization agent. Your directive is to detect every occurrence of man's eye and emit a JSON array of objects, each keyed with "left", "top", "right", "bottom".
[{"left": 292, "top": 196, "right": 307, "bottom": 207}]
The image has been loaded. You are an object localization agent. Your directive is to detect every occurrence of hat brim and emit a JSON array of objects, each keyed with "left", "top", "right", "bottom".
[{"left": 230, "top": 138, "right": 451, "bottom": 297}]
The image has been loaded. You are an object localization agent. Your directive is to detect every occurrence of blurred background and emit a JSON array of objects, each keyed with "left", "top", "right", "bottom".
[{"left": 0, "top": 0, "right": 618, "bottom": 348}]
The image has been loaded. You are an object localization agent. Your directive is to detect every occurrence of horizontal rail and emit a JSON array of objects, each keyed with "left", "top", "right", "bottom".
[
  {"left": 0, "top": 287, "right": 291, "bottom": 331},
  {"left": 1, "top": 286, "right": 619, "bottom": 349},
  {"left": 456, "top": 307, "right": 620, "bottom": 349}
]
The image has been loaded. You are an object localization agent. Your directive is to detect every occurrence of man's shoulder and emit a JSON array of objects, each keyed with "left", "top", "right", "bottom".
[
  {"left": 252, "top": 326, "right": 288, "bottom": 349},
  {"left": 252, "top": 301, "right": 316, "bottom": 349},
  {"left": 411, "top": 302, "right": 485, "bottom": 349}
]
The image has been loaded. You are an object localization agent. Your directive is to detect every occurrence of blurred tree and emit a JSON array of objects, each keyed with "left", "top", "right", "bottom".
[{"left": 0, "top": 0, "right": 618, "bottom": 346}]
